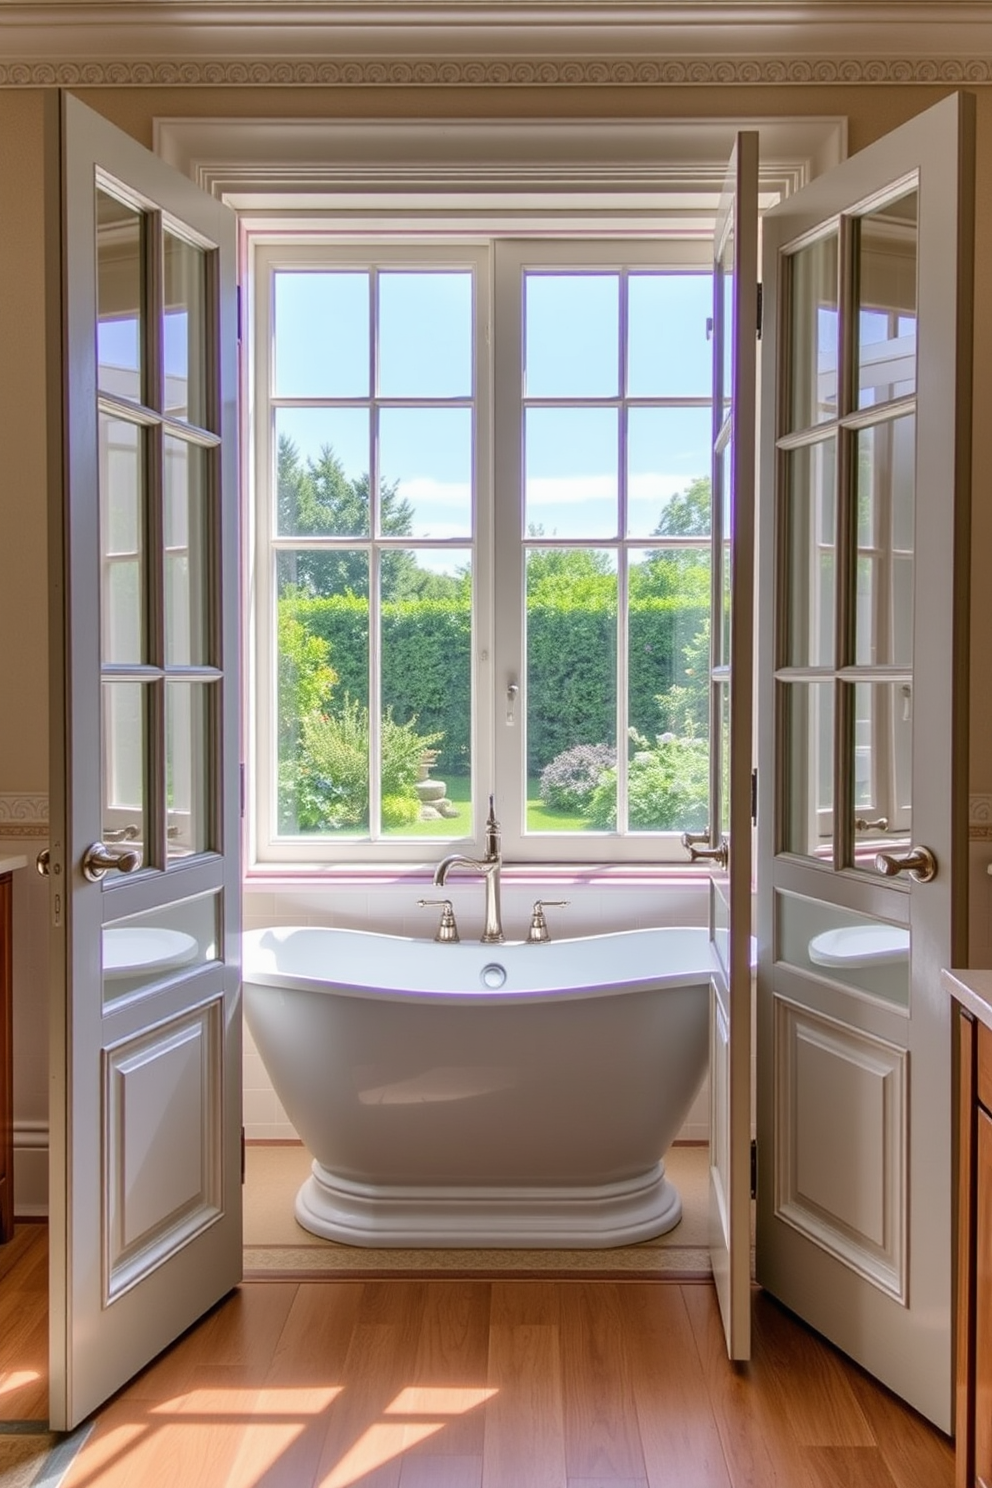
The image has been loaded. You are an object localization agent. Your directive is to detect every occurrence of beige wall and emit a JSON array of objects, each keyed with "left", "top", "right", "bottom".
[{"left": 1, "top": 79, "right": 989, "bottom": 798}]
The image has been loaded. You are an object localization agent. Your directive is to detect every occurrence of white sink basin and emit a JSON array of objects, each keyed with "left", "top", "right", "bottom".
[
  {"left": 808, "top": 923, "right": 910, "bottom": 969},
  {"left": 103, "top": 926, "right": 199, "bottom": 979}
]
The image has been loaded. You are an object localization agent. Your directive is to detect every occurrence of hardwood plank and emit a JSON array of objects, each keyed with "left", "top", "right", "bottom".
[
  {"left": 560, "top": 1282, "right": 647, "bottom": 1483},
  {"left": 802, "top": 1446, "right": 900, "bottom": 1488},
  {"left": 403, "top": 1281, "right": 492, "bottom": 1457},
  {"left": 751, "top": 1290, "right": 875, "bottom": 1447},
  {"left": 312, "top": 1282, "right": 430, "bottom": 1488},
  {"left": 0, "top": 1226, "right": 49, "bottom": 1423},
  {"left": 617, "top": 1284, "right": 732, "bottom": 1488},
  {"left": 567, "top": 1479, "right": 648, "bottom": 1487},
  {"left": 846, "top": 1363, "right": 954, "bottom": 1488},
  {"left": 682, "top": 1282, "right": 815, "bottom": 1488},
  {"left": 484, "top": 1320, "right": 567, "bottom": 1488},
  {"left": 490, "top": 1279, "right": 561, "bottom": 1328},
  {"left": 398, "top": 1454, "right": 483, "bottom": 1487}
]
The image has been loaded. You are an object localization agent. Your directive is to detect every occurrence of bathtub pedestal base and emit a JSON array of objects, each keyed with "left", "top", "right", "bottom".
[{"left": 295, "top": 1158, "right": 683, "bottom": 1248}]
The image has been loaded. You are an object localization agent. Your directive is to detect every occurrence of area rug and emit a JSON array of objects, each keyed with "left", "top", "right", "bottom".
[{"left": 243, "top": 1142, "right": 714, "bottom": 1279}]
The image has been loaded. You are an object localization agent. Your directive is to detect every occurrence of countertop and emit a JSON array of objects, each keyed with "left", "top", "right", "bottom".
[
  {"left": 942, "top": 968, "right": 992, "bottom": 1031},
  {"left": 0, "top": 856, "right": 26, "bottom": 876}
]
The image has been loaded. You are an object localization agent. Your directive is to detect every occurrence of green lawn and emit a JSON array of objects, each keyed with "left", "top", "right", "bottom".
[{"left": 384, "top": 774, "right": 593, "bottom": 837}]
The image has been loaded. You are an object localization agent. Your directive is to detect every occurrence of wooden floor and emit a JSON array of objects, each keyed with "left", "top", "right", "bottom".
[{"left": 0, "top": 1225, "right": 956, "bottom": 1488}]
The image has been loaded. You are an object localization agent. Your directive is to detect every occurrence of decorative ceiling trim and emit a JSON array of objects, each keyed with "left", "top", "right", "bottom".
[{"left": 3, "top": 56, "right": 992, "bottom": 86}]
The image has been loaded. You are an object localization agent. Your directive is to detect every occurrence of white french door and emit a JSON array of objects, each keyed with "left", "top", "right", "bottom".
[
  {"left": 45, "top": 92, "right": 242, "bottom": 1430},
  {"left": 755, "top": 92, "right": 974, "bottom": 1430},
  {"left": 699, "top": 133, "right": 759, "bottom": 1360}
]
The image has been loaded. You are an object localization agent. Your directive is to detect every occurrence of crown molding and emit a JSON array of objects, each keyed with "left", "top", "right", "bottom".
[{"left": 3, "top": 3, "right": 992, "bottom": 85}]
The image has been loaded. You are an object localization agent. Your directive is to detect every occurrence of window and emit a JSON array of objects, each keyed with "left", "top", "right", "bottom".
[{"left": 251, "top": 234, "right": 717, "bottom": 865}]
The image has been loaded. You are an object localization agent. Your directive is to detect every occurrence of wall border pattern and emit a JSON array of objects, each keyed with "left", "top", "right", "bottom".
[
  {"left": 0, "top": 794, "right": 48, "bottom": 839},
  {"left": 3, "top": 57, "right": 992, "bottom": 88}
]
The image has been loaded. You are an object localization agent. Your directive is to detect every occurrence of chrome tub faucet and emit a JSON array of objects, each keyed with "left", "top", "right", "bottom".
[{"left": 433, "top": 795, "right": 504, "bottom": 943}]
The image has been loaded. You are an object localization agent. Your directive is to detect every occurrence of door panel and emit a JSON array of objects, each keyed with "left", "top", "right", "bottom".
[
  {"left": 705, "top": 132, "right": 758, "bottom": 1359},
  {"left": 46, "top": 92, "right": 241, "bottom": 1429},
  {"left": 756, "top": 93, "right": 974, "bottom": 1430}
]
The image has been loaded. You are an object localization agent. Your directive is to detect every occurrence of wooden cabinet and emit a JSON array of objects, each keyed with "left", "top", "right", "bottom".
[
  {"left": 0, "top": 871, "right": 12, "bottom": 1243},
  {"left": 956, "top": 1004, "right": 992, "bottom": 1487}
]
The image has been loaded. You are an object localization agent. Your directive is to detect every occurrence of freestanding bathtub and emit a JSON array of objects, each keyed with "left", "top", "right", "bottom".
[{"left": 242, "top": 924, "right": 714, "bottom": 1248}]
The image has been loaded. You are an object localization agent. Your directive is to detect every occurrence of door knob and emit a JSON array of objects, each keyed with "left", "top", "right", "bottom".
[
  {"left": 82, "top": 841, "right": 142, "bottom": 883},
  {"left": 36, "top": 849, "right": 50, "bottom": 877},
  {"left": 873, "top": 845, "right": 937, "bottom": 883}
]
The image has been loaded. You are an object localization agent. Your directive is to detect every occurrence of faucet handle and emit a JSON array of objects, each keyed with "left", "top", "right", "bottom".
[
  {"left": 417, "top": 898, "right": 460, "bottom": 943},
  {"left": 526, "top": 899, "right": 569, "bottom": 944}
]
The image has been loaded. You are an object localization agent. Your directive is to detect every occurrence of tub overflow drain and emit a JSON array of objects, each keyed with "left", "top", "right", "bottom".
[{"left": 481, "top": 963, "right": 506, "bottom": 989}]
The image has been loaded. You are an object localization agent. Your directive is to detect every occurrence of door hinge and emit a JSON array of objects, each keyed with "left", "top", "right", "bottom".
[
  {"left": 240, "top": 762, "right": 246, "bottom": 819},
  {"left": 241, "top": 1126, "right": 246, "bottom": 1185},
  {"left": 750, "top": 1137, "right": 758, "bottom": 1199},
  {"left": 756, "top": 282, "right": 763, "bottom": 340},
  {"left": 236, "top": 284, "right": 243, "bottom": 343},
  {"left": 751, "top": 766, "right": 758, "bottom": 825}
]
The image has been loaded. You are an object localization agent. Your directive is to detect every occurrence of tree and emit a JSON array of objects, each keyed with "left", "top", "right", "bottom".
[{"left": 632, "top": 475, "right": 711, "bottom": 602}]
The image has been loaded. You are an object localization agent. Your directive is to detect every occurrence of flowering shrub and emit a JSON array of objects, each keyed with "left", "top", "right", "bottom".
[
  {"left": 539, "top": 742, "right": 616, "bottom": 814},
  {"left": 587, "top": 729, "right": 709, "bottom": 832}
]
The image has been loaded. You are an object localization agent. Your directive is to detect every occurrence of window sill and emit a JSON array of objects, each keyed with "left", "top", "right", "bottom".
[{"left": 244, "top": 861, "right": 711, "bottom": 889}]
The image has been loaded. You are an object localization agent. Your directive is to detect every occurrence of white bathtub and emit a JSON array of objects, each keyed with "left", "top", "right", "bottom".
[{"left": 242, "top": 924, "right": 714, "bottom": 1248}]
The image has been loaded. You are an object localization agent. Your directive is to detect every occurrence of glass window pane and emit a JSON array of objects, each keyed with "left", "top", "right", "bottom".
[
  {"left": 102, "top": 681, "right": 148, "bottom": 860},
  {"left": 103, "top": 892, "right": 220, "bottom": 1007},
  {"left": 782, "top": 681, "right": 834, "bottom": 862},
  {"left": 274, "top": 271, "right": 370, "bottom": 398},
  {"left": 379, "top": 272, "right": 472, "bottom": 398},
  {"left": 852, "top": 681, "right": 913, "bottom": 873},
  {"left": 97, "top": 188, "right": 143, "bottom": 403},
  {"left": 163, "top": 231, "right": 208, "bottom": 426},
  {"left": 719, "top": 224, "right": 735, "bottom": 422},
  {"left": 164, "top": 437, "right": 210, "bottom": 667},
  {"left": 275, "top": 408, "right": 370, "bottom": 538},
  {"left": 276, "top": 550, "right": 369, "bottom": 836},
  {"left": 526, "top": 549, "right": 617, "bottom": 833},
  {"left": 628, "top": 273, "right": 712, "bottom": 397},
  {"left": 776, "top": 890, "right": 909, "bottom": 1010},
  {"left": 858, "top": 191, "right": 918, "bottom": 410},
  {"left": 628, "top": 550, "right": 710, "bottom": 835},
  {"left": 167, "top": 681, "right": 214, "bottom": 859},
  {"left": 380, "top": 550, "right": 472, "bottom": 839},
  {"left": 855, "top": 416, "right": 915, "bottom": 668},
  {"left": 719, "top": 439, "right": 732, "bottom": 669},
  {"left": 100, "top": 415, "right": 144, "bottom": 665},
  {"left": 525, "top": 407, "right": 618, "bottom": 539},
  {"left": 379, "top": 408, "right": 472, "bottom": 539},
  {"left": 525, "top": 274, "right": 619, "bottom": 398},
  {"left": 786, "top": 234, "right": 839, "bottom": 432},
  {"left": 784, "top": 439, "right": 837, "bottom": 668},
  {"left": 626, "top": 407, "right": 711, "bottom": 539}
]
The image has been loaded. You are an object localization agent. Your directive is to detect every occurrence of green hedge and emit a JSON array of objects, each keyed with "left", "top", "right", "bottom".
[{"left": 280, "top": 591, "right": 709, "bottom": 776}]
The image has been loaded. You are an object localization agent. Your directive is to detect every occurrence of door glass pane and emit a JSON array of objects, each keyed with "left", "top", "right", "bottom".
[
  {"left": 379, "top": 271, "right": 472, "bottom": 398},
  {"left": 163, "top": 230, "right": 208, "bottom": 426},
  {"left": 720, "top": 224, "right": 735, "bottom": 422},
  {"left": 379, "top": 408, "right": 472, "bottom": 539},
  {"left": 852, "top": 680, "right": 913, "bottom": 873},
  {"left": 626, "top": 407, "right": 711, "bottom": 539},
  {"left": 718, "top": 680, "right": 731, "bottom": 839},
  {"left": 857, "top": 191, "right": 918, "bottom": 410},
  {"left": 781, "top": 681, "right": 834, "bottom": 862},
  {"left": 784, "top": 439, "right": 836, "bottom": 667},
  {"left": 275, "top": 408, "right": 371, "bottom": 537},
  {"left": 100, "top": 415, "right": 144, "bottom": 665},
  {"left": 166, "top": 682, "right": 214, "bottom": 859},
  {"left": 786, "top": 234, "right": 839, "bottom": 433},
  {"left": 102, "top": 891, "right": 220, "bottom": 1008},
  {"left": 855, "top": 415, "right": 915, "bottom": 668},
  {"left": 526, "top": 549, "right": 616, "bottom": 833},
  {"left": 776, "top": 890, "right": 909, "bottom": 1010},
  {"left": 96, "top": 188, "right": 143, "bottom": 403},
  {"left": 629, "top": 548, "right": 710, "bottom": 835},
  {"left": 628, "top": 273, "right": 712, "bottom": 396},
  {"left": 276, "top": 551, "right": 369, "bottom": 836},
  {"left": 381, "top": 550, "right": 472, "bottom": 838},
  {"left": 102, "top": 681, "right": 148, "bottom": 859},
  {"left": 274, "top": 271, "right": 370, "bottom": 399},
  {"left": 525, "top": 273, "right": 619, "bottom": 398},
  {"left": 164, "top": 436, "right": 210, "bottom": 667},
  {"left": 525, "top": 408, "right": 618, "bottom": 538},
  {"left": 719, "top": 439, "right": 732, "bottom": 668}
]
